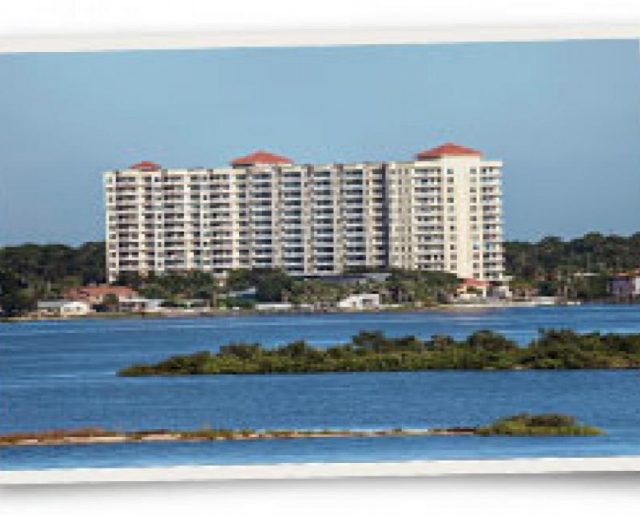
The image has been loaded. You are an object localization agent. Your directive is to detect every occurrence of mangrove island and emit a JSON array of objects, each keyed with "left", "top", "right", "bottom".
[{"left": 117, "top": 329, "right": 640, "bottom": 376}]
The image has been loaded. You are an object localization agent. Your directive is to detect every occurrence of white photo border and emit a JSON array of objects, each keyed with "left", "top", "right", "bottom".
[{"left": 0, "top": 24, "right": 639, "bottom": 53}]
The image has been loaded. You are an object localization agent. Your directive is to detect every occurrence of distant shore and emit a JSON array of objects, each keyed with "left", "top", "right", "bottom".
[{"left": 2, "top": 299, "right": 593, "bottom": 324}]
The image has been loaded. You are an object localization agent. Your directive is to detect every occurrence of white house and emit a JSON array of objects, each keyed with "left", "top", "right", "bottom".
[
  {"left": 609, "top": 273, "right": 640, "bottom": 299},
  {"left": 118, "top": 298, "right": 165, "bottom": 313},
  {"left": 337, "top": 293, "right": 381, "bottom": 310},
  {"left": 37, "top": 300, "right": 92, "bottom": 317},
  {"left": 254, "top": 302, "right": 295, "bottom": 311},
  {"left": 456, "top": 278, "right": 489, "bottom": 299}
]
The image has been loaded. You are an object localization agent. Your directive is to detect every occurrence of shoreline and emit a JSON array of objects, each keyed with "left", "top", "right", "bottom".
[{"left": 1, "top": 301, "right": 609, "bottom": 324}]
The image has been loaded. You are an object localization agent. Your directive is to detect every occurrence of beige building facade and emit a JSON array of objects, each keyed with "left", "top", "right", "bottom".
[{"left": 104, "top": 144, "right": 504, "bottom": 284}]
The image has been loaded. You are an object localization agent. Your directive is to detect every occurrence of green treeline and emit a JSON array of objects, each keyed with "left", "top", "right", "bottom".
[
  {"left": 116, "top": 270, "right": 220, "bottom": 304},
  {"left": 121, "top": 268, "right": 459, "bottom": 307},
  {"left": 117, "top": 329, "right": 640, "bottom": 376},
  {"left": 505, "top": 232, "right": 640, "bottom": 299},
  {"left": 0, "top": 242, "right": 105, "bottom": 316},
  {"left": 2, "top": 231, "right": 640, "bottom": 316}
]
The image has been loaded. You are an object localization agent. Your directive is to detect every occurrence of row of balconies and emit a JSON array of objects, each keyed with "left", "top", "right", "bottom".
[
  {"left": 110, "top": 198, "right": 498, "bottom": 216},
  {"left": 110, "top": 232, "right": 500, "bottom": 246}
]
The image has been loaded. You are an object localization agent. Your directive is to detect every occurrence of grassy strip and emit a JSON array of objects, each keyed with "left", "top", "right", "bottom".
[
  {"left": 0, "top": 427, "right": 461, "bottom": 446},
  {"left": 0, "top": 414, "right": 602, "bottom": 446}
]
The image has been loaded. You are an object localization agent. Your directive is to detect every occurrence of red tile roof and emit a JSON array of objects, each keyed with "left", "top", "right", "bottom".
[
  {"left": 231, "top": 150, "right": 293, "bottom": 166},
  {"left": 131, "top": 161, "right": 161, "bottom": 171},
  {"left": 416, "top": 143, "right": 482, "bottom": 160},
  {"left": 65, "top": 285, "right": 138, "bottom": 302},
  {"left": 460, "top": 278, "right": 489, "bottom": 288}
]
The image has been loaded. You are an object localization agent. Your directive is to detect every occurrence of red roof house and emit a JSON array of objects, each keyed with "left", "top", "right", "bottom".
[
  {"left": 230, "top": 150, "right": 293, "bottom": 167},
  {"left": 65, "top": 285, "right": 138, "bottom": 305},
  {"left": 460, "top": 278, "right": 489, "bottom": 288},
  {"left": 416, "top": 143, "right": 482, "bottom": 160},
  {"left": 457, "top": 278, "right": 489, "bottom": 297}
]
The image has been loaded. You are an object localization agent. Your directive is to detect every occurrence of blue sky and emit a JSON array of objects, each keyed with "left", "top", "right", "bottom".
[{"left": 1, "top": 39, "right": 639, "bottom": 245}]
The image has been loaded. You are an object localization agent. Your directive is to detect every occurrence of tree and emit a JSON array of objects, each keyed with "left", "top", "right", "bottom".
[
  {"left": 0, "top": 268, "right": 34, "bottom": 316},
  {"left": 101, "top": 293, "right": 120, "bottom": 312},
  {"left": 385, "top": 269, "right": 458, "bottom": 304},
  {"left": 226, "top": 268, "right": 293, "bottom": 302},
  {"left": 0, "top": 242, "right": 106, "bottom": 313}
]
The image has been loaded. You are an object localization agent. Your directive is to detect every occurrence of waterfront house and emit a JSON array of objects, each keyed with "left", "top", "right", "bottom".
[
  {"left": 64, "top": 284, "right": 138, "bottom": 307},
  {"left": 118, "top": 298, "right": 165, "bottom": 313},
  {"left": 37, "top": 300, "right": 92, "bottom": 317},
  {"left": 608, "top": 272, "right": 640, "bottom": 299},
  {"left": 254, "top": 302, "right": 296, "bottom": 311},
  {"left": 337, "top": 293, "right": 381, "bottom": 310},
  {"left": 456, "top": 278, "right": 489, "bottom": 299}
]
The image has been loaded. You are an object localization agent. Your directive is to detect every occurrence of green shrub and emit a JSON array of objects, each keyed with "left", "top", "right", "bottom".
[
  {"left": 476, "top": 412, "right": 602, "bottom": 436},
  {"left": 116, "top": 329, "right": 640, "bottom": 376}
]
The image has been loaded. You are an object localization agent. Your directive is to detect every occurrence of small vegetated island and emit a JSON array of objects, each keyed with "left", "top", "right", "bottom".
[
  {"left": 475, "top": 413, "right": 601, "bottom": 436},
  {"left": 0, "top": 413, "right": 601, "bottom": 447},
  {"left": 118, "top": 329, "right": 640, "bottom": 376}
]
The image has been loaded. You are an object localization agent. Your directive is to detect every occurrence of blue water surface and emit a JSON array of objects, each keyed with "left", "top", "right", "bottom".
[{"left": 2, "top": 304, "right": 640, "bottom": 470}]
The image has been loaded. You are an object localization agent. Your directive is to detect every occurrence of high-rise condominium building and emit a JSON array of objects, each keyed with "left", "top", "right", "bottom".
[{"left": 103, "top": 143, "right": 504, "bottom": 284}]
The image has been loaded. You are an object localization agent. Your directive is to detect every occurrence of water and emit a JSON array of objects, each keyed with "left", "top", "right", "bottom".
[{"left": 2, "top": 304, "right": 640, "bottom": 470}]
